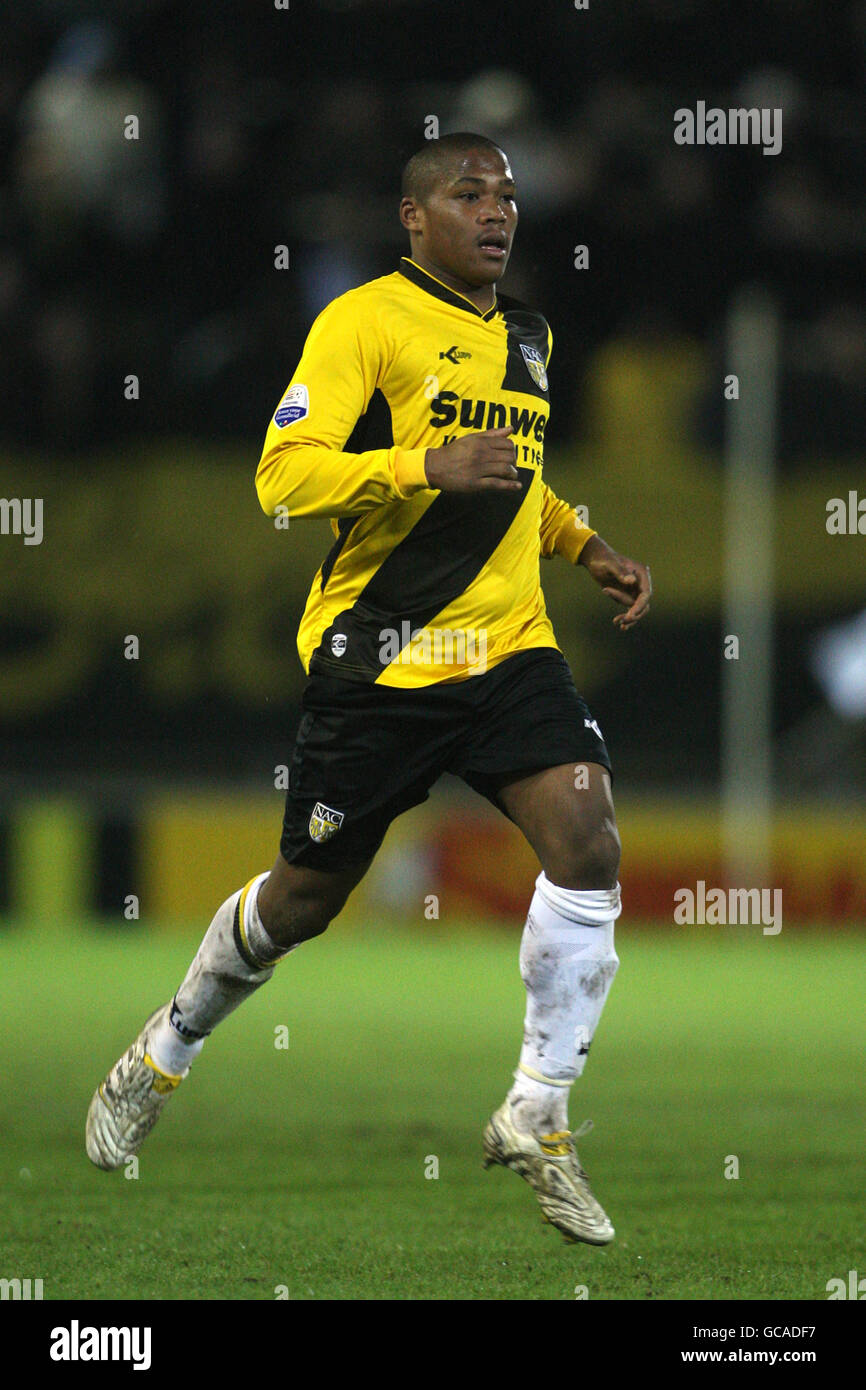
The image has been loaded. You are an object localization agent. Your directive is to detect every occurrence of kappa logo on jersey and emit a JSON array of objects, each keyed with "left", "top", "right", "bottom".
[
  {"left": 309, "top": 802, "right": 345, "bottom": 843},
  {"left": 439, "top": 346, "right": 472, "bottom": 363},
  {"left": 584, "top": 716, "right": 603, "bottom": 740},
  {"left": 520, "top": 344, "right": 548, "bottom": 392},
  {"left": 274, "top": 383, "right": 309, "bottom": 428},
  {"left": 330, "top": 633, "right": 348, "bottom": 657}
]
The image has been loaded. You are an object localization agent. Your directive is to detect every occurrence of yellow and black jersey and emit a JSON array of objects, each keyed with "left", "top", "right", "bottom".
[{"left": 256, "top": 256, "right": 596, "bottom": 687}]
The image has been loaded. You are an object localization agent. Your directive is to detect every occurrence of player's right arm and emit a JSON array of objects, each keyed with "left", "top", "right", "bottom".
[
  {"left": 256, "top": 290, "right": 524, "bottom": 517},
  {"left": 256, "top": 293, "right": 429, "bottom": 518}
]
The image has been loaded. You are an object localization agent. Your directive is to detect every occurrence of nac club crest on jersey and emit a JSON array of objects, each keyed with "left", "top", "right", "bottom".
[
  {"left": 274, "top": 384, "right": 309, "bottom": 428},
  {"left": 520, "top": 344, "right": 548, "bottom": 392},
  {"left": 309, "top": 802, "right": 345, "bottom": 844}
]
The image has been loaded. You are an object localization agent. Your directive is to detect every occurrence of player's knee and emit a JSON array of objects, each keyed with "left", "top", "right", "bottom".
[
  {"left": 259, "top": 882, "right": 341, "bottom": 949},
  {"left": 259, "top": 857, "right": 367, "bottom": 950},
  {"left": 546, "top": 823, "right": 621, "bottom": 891}
]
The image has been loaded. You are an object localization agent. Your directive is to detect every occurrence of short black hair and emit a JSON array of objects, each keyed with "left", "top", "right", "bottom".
[{"left": 401, "top": 132, "right": 507, "bottom": 203}]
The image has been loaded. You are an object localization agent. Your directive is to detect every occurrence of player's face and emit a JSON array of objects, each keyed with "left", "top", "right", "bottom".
[{"left": 404, "top": 148, "right": 518, "bottom": 296}]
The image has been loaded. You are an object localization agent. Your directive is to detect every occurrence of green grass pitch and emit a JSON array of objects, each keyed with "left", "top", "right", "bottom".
[{"left": 1, "top": 919, "right": 863, "bottom": 1301}]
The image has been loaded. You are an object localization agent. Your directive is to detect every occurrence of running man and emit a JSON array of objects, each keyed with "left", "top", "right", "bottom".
[{"left": 86, "top": 132, "right": 651, "bottom": 1246}]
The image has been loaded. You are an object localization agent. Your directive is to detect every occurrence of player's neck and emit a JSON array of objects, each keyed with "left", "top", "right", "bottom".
[{"left": 407, "top": 251, "right": 496, "bottom": 314}]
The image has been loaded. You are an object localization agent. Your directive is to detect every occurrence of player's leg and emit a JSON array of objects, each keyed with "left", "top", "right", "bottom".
[
  {"left": 137, "top": 669, "right": 469, "bottom": 1104},
  {"left": 85, "top": 855, "right": 370, "bottom": 1170},
  {"left": 258, "top": 853, "right": 362, "bottom": 947},
  {"left": 86, "top": 667, "right": 454, "bottom": 1171},
  {"left": 481, "top": 760, "right": 622, "bottom": 1244},
  {"left": 454, "top": 650, "right": 621, "bottom": 1242},
  {"left": 148, "top": 855, "right": 373, "bottom": 1075},
  {"left": 498, "top": 759, "right": 620, "bottom": 890},
  {"left": 496, "top": 760, "right": 621, "bottom": 1125}
]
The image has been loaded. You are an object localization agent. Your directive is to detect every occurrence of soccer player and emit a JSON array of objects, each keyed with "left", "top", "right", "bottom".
[{"left": 86, "top": 132, "right": 651, "bottom": 1246}]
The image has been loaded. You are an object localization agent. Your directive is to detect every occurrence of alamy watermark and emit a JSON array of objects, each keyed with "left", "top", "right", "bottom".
[
  {"left": 674, "top": 102, "right": 782, "bottom": 156},
  {"left": 49, "top": 1321, "right": 151, "bottom": 1370},
  {"left": 674, "top": 881, "right": 782, "bottom": 935},
  {"left": 0, "top": 1276, "right": 43, "bottom": 1300},
  {"left": 826, "top": 491, "right": 865, "bottom": 535},
  {"left": 826, "top": 1269, "right": 866, "bottom": 1299},
  {"left": 378, "top": 623, "right": 488, "bottom": 671},
  {"left": 0, "top": 497, "right": 43, "bottom": 545}
]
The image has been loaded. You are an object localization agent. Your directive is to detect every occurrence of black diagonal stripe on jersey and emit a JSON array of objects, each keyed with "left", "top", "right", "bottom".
[
  {"left": 497, "top": 294, "right": 550, "bottom": 403},
  {"left": 319, "top": 387, "right": 395, "bottom": 591},
  {"left": 320, "top": 515, "right": 357, "bottom": 592},
  {"left": 311, "top": 466, "right": 535, "bottom": 680}
]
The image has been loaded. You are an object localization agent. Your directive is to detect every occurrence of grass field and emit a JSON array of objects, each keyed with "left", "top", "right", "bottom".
[{"left": 1, "top": 918, "right": 863, "bottom": 1301}]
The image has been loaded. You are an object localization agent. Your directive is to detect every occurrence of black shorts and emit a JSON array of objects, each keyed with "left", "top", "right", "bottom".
[{"left": 280, "top": 648, "right": 612, "bottom": 871}]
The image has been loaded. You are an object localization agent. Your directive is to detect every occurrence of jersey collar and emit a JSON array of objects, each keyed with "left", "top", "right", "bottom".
[{"left": 398, "top": 257, "right": 499, "bottom": 321}]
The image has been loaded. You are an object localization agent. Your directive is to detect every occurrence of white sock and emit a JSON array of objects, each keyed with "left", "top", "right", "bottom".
[
  {"left": 507, "top": 871, "right": 621, "bottom": 1135},
  {"left": 242, "top": 872, "right": 287, "bottom": 967},
  {"left": 147, "top": 873, "right": 285, "bottom": 1076}
]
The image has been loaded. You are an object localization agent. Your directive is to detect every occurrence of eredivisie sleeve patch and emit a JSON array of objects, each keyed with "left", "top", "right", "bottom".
[{"left": 274, "top": 384, "right": 309, "bottom": 428}]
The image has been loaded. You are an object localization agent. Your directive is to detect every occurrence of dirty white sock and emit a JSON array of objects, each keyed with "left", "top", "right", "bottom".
[
  {"left": 507, "top": 872, "right": 621, "bottom": 1133},
  {"left": 148, "top": 873, "right": 284, "bottom": 1074}
]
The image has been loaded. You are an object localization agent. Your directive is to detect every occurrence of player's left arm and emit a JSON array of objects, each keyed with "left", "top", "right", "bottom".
[
  {"left": 538, "top": 326, "right": 650, "bottom": 629},
  {"left": 577, "top": 533, "right": 651, "bottom": 632},
  {"left": 538, "top": 483, "right": 651, "bottom": 631},
  {"left": 537, "top": 324, "right": 600, "bottom": 562}
]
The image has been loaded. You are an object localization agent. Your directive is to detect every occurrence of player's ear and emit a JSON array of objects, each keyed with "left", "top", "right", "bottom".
[{"left": 399, "top": 196, "right": 423, "bottom": 233}]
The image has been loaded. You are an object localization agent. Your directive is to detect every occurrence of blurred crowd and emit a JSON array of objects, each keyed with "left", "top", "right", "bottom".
[{"left": 2, "top": 0, "right": 864, "bottom": 460}]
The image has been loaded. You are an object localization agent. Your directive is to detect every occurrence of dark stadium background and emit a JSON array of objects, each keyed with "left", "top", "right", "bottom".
[{"left": 1, "top": 1, "right": 863, "bottom": 919}]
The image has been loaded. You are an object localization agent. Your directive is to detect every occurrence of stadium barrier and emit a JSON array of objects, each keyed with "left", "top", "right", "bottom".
[{"left": 3, "top": 790, "right": 863, "bottom": 927}]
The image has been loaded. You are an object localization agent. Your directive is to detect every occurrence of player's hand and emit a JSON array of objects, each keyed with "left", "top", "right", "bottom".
[
  {"left": 579, "top": 535, "right": 652, "bottom": 631},
  {"left": 424, "top": 427, "right": 522, "bottom": 493}
]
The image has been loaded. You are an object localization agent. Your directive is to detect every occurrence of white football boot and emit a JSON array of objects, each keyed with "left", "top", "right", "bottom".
[
  {"left": 482, "top": 1098, "right": 615, "bottom": 1245},
  {"left": 86, "top": 1005, "right": 186, "bottom": 1170}
]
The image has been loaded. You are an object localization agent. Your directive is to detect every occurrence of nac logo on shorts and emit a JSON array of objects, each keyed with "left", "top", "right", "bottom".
[{"left": 309, "top": 802, "right": 345, "bottom": 844}]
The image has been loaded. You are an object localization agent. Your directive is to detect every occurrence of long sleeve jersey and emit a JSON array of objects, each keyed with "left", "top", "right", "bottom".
[{"left": 256, "top": 256, "right": 596, "bottom": 687}]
